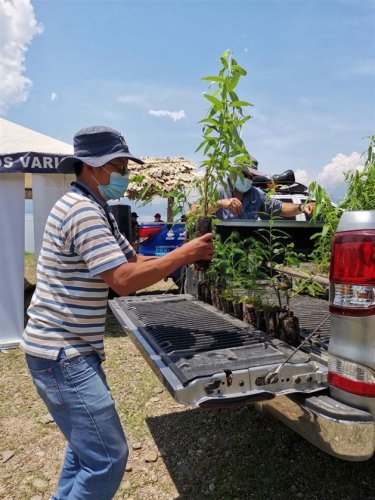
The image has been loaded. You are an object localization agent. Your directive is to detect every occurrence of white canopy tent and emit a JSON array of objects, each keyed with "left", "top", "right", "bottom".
[{"left": 0, "top": 118, "right": 74, "bottom": 349}]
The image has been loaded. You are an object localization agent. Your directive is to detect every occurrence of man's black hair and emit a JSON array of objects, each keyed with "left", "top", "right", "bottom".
[{"left": 73, "top": 160, "right": 84, "bottom": 176}]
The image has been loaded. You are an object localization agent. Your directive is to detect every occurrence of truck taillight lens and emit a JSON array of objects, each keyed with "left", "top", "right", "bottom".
[
  {"left": 331, "top": 283, "right": 375, "bottom": 310},
  {"left": 329, "top": 231, "right": 375, "bottom": 316},
  {"left": 328, "top": 355, "right": 375, "bottom": 397}
]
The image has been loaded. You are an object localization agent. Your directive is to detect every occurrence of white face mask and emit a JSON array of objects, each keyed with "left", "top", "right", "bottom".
[{"left": 234, "top": 177, "right": 253, "bottom": 193}]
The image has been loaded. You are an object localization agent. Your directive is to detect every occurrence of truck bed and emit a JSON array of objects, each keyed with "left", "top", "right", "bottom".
[{"left": 109, "top": 294, "right": 328, "bottom": 408}]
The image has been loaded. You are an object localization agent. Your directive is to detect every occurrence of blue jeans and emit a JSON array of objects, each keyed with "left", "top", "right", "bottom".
[{"left": 25, "top": 350, "right": 128, "bottom": 499}]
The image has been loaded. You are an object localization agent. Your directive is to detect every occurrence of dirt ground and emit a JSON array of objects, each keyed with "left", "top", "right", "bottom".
[{"left": 1, "top": 279, "right": 375, "bottom": 499}]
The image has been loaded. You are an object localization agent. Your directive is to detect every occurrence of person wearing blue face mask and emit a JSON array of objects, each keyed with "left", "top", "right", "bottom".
[
  {"left": 216, "top": 164, "right": 314, "bottom": 220},
  {"left": 21, "top": 125, "right": 214, "bottom": 499}
]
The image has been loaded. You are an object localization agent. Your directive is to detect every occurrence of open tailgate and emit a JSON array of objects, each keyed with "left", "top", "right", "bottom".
[{"left": 109, "top": 294, "right": 328, "bottom": 408}]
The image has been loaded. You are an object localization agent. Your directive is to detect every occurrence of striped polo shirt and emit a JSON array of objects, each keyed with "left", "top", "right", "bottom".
[{"left": 20, "top": 182, "right": 136, "bottom": 360}]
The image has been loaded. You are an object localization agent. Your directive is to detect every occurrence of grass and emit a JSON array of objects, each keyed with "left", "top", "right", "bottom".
[
  {"left": 24, "top": 252, "right": 36, "bottom": 284},
  {"left": 2, "top": 332, "right": 375, "bottom": 499},
  {"left": 1, "top": 256, "right": 375, "bottom": 498}
]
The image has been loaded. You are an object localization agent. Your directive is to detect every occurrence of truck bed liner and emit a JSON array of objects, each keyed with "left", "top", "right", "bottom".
[
  {"left": 109, "top": 294, "right": 328, "bottom": 407},
  {"left": 289, "top": 295, "right": 331, "bottom": 358},
  {"left": 122, "top": 296, "right": 309, "bottom": 383}
]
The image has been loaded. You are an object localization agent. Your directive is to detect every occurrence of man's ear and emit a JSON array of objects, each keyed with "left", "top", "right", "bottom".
[{"left": 83, "top": 164, "right": 94, "bottom": 173}]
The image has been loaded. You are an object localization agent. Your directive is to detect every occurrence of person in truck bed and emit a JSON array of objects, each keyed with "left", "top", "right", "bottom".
[
  {"left": 20, "top": 125, "right": 213, "bottom": 500},
  {"left": 216, "top": 164, "right": 315, "bottom": 220}
]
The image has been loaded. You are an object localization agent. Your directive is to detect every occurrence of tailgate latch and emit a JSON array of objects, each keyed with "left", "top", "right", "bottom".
[
  {"left": 204, "top": 380, "right": 221, "bottom": 394},
  {"left": 225, "top": 370, "right": 233, "bottom": 387}
]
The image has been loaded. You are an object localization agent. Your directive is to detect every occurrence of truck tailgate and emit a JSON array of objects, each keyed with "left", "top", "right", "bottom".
[{"left": 109, "top": 294, "right": 328, "bottom": 408}]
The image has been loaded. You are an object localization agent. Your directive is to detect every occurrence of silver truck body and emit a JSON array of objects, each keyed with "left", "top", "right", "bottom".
[
  {"left": 328, "top": 210, "right": 375, "bottom": 418},
  {"left": 109, "top": 210, "right": 375, "bottom": 462},
  {"left": 262, "top": 210, "right": 375, "bottom": 460}
]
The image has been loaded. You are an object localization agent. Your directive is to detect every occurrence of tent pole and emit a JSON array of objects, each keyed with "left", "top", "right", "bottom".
[{"left": 167, "top": 197, "right": 174, "bottom": 222}]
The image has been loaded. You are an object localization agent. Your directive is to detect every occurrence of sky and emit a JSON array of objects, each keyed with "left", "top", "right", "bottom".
[{"left": 1, "top": 0, "right": 375, "bottom": 218}]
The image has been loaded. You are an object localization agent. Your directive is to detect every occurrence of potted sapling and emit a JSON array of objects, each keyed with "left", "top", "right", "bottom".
[{"left": 193, "top": 49, "right": 257, "bottom": 269}]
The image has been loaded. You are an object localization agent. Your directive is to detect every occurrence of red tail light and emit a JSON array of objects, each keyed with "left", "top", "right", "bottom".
[
  {"left": 329, "top": 356, "right": 375, "bottom": 397},
  {"left": 329, "top": 230, "right": 375, "bottom": 316}
]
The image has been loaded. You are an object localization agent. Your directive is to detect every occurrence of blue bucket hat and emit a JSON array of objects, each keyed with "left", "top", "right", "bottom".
[{"left": 58, "top": 125, "right": 144, "bottom": 170}]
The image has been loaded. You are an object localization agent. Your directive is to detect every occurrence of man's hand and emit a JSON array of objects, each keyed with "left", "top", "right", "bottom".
[
  {"left": 181, "top": 232, "right": 214, "bottom": 264},
  {"left": 280, "top": 201, "right": 315, "bottom": 218},
  {"left": 218, "top": 198, "right": 243, "bottom": 216},
  {"left": 101, "top": 234, "right": 213, "bottom": 296},
  {"left": 303, "top": 202, "right": 315, "bottom": 216}
]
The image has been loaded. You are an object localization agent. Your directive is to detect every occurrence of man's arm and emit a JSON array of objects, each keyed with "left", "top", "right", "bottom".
[
  {"left": 189, "top": 198, "right": 243, "bottom": 217},
  {"left": 101, "top": 233, "right": 213, "bottom": 296},
  {"left": 128, "top": 254, "right": 158, "bottom": 263},
  {"left": 280, "top": 202, "right": 315, "bottom": 218},
  {"left": 216, "top": 198, "right": 243, "bottom": 216}
]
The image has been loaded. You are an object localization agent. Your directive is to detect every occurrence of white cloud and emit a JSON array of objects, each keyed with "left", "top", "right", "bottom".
[
  {"left": 316, "top": 152, "right": 365, "bottom": 188},
  {"left": 0, "top": 0, "right": 43, "bottom": 115},
  {"left": 149, "top": 109, "right": 186, "bottom": 122},
  {"left": 50, "top": 92, "right": 58, "bottom": 102},
  {"left": 113, "top": 82, "right": 198, "bottom": 110},
  {"left": 117, "top": 87, "right": 190, "bottom": 123},
  {"left": 118, "top": 93, "right": 147, "bottom": 105},
  {"left": 279, "top": 154, "right": 365, "bottom": 196},
  {"left": 294, "top": 169, "right": 309, "bottom": 187}
]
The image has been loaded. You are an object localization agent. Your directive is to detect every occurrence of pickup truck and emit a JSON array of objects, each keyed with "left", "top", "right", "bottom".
[{"left": 109, "top": 209, "right": 375, "bottom": 461}]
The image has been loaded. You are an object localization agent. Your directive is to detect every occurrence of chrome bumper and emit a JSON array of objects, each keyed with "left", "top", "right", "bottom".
[{"left": 255, "top": 394, "right": 375, "bottom": 461}]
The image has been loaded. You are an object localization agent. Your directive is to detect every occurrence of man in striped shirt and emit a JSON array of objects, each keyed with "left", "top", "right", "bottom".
[{"left": 21, "top": 126, "right": 213, "bottom": 499}]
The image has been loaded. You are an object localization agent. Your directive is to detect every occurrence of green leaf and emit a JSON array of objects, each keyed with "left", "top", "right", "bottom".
[
  {"left": 229, "top": 100, "right": 253, "bottom": 108},
  {"left": 201, "top": 76, "right": 224, "bottom": 83},
  {"left": 226, "top": 75, "right": 240, "bottom": 92},
  {"left": 203, "top": 93, "right": 223, "bottom": 109},
  {"left": 199, "top": 117, "right": 221, "bottom": 126},
  {"left": 220, "top": 55, "right": 229, "bottom": 68},
  {"left": 231, "top": 64, "right": 247, "bottom": 76},
  {"left": 239, "top": 116, "right": 251, "bottom": 126},
  {"left": 195, "top": 140, "right": 207, "bottom": 153}
]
